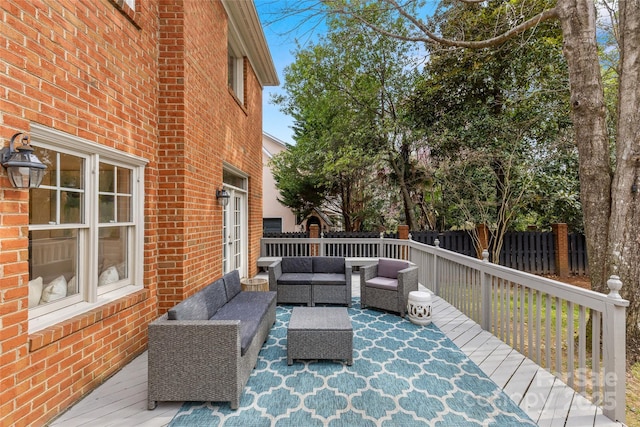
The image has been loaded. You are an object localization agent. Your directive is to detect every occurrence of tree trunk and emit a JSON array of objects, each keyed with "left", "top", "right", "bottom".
[
  {"left": 390, "top": 156, "right": 418, "bottom": 230},
  {"left": 611, "top": 1, "right": 640, "bottom": 348},
  {"left": 556, "top": 0, "right": 612, "bottom": 293}
]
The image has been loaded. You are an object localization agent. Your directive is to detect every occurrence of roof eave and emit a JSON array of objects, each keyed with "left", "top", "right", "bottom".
[{"left": 222, "top": 0, "right": 280, "bottom": 87}]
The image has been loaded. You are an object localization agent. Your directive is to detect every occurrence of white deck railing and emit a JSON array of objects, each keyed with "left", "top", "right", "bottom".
[{"left": 260, "top": 235, "right": 628, "bottom": 422}]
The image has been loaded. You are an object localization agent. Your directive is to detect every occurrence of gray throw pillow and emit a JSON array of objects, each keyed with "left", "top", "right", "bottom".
[{"left": 377, "top": 258, "right": 409, "bottom": 279}]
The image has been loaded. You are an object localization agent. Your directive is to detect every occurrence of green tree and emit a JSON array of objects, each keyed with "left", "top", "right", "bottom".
[
  {"left": 272, "top": 7, "right": 429, "bottom": 230},
  {"left": 319, "top": 0, "right": 640, "bottom": 362},
  {"left": 407, "top": 0, "right": 574, "bottom": 259}
]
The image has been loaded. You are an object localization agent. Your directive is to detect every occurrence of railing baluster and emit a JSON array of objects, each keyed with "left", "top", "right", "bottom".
[
  {"left": 545, "top": 293, "right": 552, "bottom": 370},
  {"left": 567, "top": 301, "right": 574, "bottom": 388},
  {"left": 578, "top": 305, "right": 586, "bottom": 394},
  {"left": 592, "top": 310, "right": 601, "bottom": 406},
  {"left": 519, "top": 285, "right": 525, "bottom": 353},
  {"left": 536, "top": 290, "right": 541, "bottom": 365},
  {"left": 555, "top": 296, "right": 562, "bottom": 377}
]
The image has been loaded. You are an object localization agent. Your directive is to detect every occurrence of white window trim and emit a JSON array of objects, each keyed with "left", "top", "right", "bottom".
[
  {"left": 228, "top": 30, "right": 245, "bottom": 104},
  {"left": 28, "top": 124, "right": 148, "bottom": 333}
]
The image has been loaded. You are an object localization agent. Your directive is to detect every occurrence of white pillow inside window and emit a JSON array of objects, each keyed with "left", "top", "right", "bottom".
[
  {"left": 28, "top": 277, "right": 44, "bottom": 308},
  {"left": 40, "top": 275, "right": 68, "bottom": 303},
  {"left": 115, "top": 262, "right": 127, "bottom": 279},
  {"left": 67, "top": 276, "right": 77, "bottom": 296},
  {"left": 98, "top": 266, "right": 119, "bottom": 286}
]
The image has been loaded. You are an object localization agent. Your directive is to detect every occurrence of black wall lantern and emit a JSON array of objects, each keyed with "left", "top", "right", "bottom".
[
  {"left": 216, "top": 188, "right": 230, "bottom": 206},
  {"left": 1, "top": 133, "right": 47, "bottom": 188}
]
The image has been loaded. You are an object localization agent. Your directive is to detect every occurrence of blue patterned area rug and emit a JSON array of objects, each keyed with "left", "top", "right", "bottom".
[{"left": 169, "top": 300, "right": 535, "bottom": 426}]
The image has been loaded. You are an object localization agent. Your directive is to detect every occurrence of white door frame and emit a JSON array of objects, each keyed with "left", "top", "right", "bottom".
[{"left": 221, "top": 173, "right": 248, "bottom": 278}]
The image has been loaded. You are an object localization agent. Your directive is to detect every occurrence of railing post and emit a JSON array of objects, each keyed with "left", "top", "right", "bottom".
[
  {"left": 398, "top": 225, "right": 409, "bottom": 260},
  {"left": 309, "top": 224, "right": 320, "bottom": 256},
  {"left": 551, "top": 223, "right": 569, "bottom": 278},
  {"left": 379, "top": 232, "right": 384, "bottom": 258},
  {"left": 432, "top": 238, "right": 439, "bottom": 296},
  {"left": 603, "top": 275, "right": 627, "bottom": 423},
  {"left": 481, "top": 249, "right": 492, "bottom": 331}
]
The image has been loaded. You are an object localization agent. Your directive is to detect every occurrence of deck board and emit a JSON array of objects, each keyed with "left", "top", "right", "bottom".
[{"left": 50, "top": 280, "right": 623, "bottom": 427}]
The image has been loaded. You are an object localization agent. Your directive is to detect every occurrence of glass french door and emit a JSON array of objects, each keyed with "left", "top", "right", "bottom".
[{"left": 222, "top": 187, "right": 247, "bottom": 277}]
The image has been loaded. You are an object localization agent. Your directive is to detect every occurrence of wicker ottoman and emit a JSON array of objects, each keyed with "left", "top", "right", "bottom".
[{"left": 287, "top": 307, "right": 353, "bottom": 365}]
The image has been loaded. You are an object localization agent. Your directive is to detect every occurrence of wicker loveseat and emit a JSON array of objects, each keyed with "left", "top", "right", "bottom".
[
  {"left": 268, "top": 256, "right": 352, "bottom": 307},
  {"left": 147, "top": 270, "right": 276, "bottom": 410}
]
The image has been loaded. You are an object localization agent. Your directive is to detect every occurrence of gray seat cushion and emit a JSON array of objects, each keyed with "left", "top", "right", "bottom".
[
  {"left": 168, "top": 278, "right": 227, "bottom": 320},
  {"left": 312, "top": 257, "right": 345, "bottom": 274},
  {"left": 211, "top": 291, "right": 276, "bottom": 355},
  {"left": 277, "top": 272, "right": 314, "bottom": 286},
  {"left": 365, "top": 276, "right": 398, "bottom": 291},
  {"left": 312, "top": 273, "right": 346, "bottom": 285}
]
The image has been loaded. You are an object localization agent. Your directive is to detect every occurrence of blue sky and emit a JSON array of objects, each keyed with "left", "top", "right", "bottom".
[
  {"left": 255, "top": 1, "right": 323, "bottom": 145},
  {"left": 254, "top": 1, "right": 437, "bottom": 145},
  {"left": 255, "top": 0, "right": 302, "bottom": 144}
]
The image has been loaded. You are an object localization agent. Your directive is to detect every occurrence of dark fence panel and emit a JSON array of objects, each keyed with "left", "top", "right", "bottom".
[
  {"left": 263, "top": 232, "right": 309, "bottom": 238},
  {"left": 498, "top": 231, "right": 555, "bottom": 275},
  {"left": 411, "top": 231, "right": 476, "bottom": 257},
  {"left": 322, "top": 241, "right": 381, "bottom": 257},
  {"left": 262, "top": 229, "right": 587, "bottom": 276},
  {"left": 568, "top": 233, "right": 588, "bottom": 275},
  {"left": 324, "top": 231, "right": 398, "bottom": 238}
]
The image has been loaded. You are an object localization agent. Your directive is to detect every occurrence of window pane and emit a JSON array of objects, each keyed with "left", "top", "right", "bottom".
[
  {"left": 61, "top": 191, "right": 83, "bottom": 223},
  {"left": 60, "top": 154, "right": 83, "bottom": 189},
  {"left": 99, "top": 163, "right": 115, "bottom": 192},
  {"left": 30, "top": 188, "right": 56, "bottom": 224},
  {"left": 228, "top": 46, "right": 235, "bottom": 89},
  {"left": 99, "top": 227, "right": 128, "bottom": 285},
  {"left": 32, "top": 146, "right": 56, "bottom": 187},
  {"left": 117, "top": 196, "right": 131, "bottom": 222},
  {"left": 117, "top": 167, "right": 132, "bottom": 194},
  {"left": 99, "top": 195, "right": 115, "bottom": 223},
  {"left": 29, "top": 230, "right": 78, "bottom": 306}
]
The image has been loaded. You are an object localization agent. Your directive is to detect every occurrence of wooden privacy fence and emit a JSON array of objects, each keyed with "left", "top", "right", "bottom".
[
  {"left": 264, "top": 227, "right": 589, "bottom": 276},
  {"left": 258, "top": 235, "right": 627, "bottom": 423},
  {"left": 498, "top": 231, "right": 556, "bottom": 274}
]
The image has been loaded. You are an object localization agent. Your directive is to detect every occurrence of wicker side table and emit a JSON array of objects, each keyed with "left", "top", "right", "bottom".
[
  {"left": 287, "top": 307, "right": 353, "bottom": 365},
  {"left": 240, "top": 277, "right": 268, "bottom": 292}
]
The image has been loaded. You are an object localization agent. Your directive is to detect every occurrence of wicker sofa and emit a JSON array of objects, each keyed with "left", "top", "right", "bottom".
[
  {"left": 147, "top": 270, "right": 276, "bottom": 410},
  {"left": 268, "top": 256, "right": 352, "bottom": 307}
]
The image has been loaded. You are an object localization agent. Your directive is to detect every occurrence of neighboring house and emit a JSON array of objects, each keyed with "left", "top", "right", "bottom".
[
  {"left": 262, "top": 132, "right": 299, "bottom": 233},
  {"left": 0, "top": 1, "right": 278, "bottom": 426},
  {"left": 262, "top": 132, "right": 339, "bottom": 233}
]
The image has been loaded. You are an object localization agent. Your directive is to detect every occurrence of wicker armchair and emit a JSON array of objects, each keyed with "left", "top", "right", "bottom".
[{"left": 360, "top": 258, "right": 418, "bottom": 318}]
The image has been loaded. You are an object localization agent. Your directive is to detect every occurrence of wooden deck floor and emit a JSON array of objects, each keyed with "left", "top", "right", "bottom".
[{"left": 50, "top": 278, "right": 623, "bottom": 427}]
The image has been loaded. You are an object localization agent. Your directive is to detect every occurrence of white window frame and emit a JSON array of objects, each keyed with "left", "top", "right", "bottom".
[
  {"left": 27, "top": 124, "right": 147, "bottom": 332},
  {"left": 227, "top": 29, "right": 245, "bottom": 104}
]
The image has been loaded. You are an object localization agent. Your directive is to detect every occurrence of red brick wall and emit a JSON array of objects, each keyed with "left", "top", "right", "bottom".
[
  {"left": 0, "top": 1, "right": 265, "bottom": 425},
  {"left": 155, "top": 0, "right": 263, "bottom": 312}
]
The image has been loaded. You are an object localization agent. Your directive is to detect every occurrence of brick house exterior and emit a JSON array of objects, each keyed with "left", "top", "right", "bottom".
[{"left": 0, "top": 1, "right": 277, "bottom": 426}]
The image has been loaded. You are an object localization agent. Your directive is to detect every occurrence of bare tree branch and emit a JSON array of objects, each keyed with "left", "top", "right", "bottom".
[{"left": 325, "top": 0, "right": 559, "bottom": 49}]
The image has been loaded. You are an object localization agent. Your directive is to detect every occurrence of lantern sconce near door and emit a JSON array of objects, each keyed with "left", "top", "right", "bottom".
[
  {"left": 1, "top": 132, "right": 47, "bottom": 189},
  {"left": 216, "top": 188, "right": 230, "bottom": 207}
]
